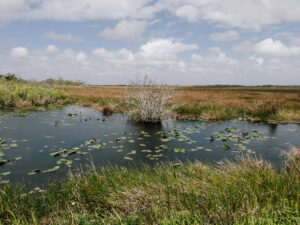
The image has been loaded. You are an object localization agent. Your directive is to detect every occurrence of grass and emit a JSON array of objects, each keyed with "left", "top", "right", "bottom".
[
  {"left": 60, "top": 85, "right": 300, "bottom": 123},
  {"left": 0, "top": 149, "right": 299, "bottom": 224},
  {"left": 0, "top": 79, "right": 68, "bottom": 109}
]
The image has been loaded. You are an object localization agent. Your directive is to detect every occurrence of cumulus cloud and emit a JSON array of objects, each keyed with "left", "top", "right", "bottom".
[
  {"left": 99, "top": 20, "right": 148, "bottom": 41},
  {"left": 2, "top": 39, "right": 300, "bottom": 85},
  {"left": 175, "top": 5, "right": 199, "bottom": 23},
  {"left": 9, "top": 0, "right": 155, "bottom": 22},
  {"left": 46, "top": 45, "right": 59, "bottom": 53},
  {"left": 161, "top": 0, "right": 300, "bottom": 30},
  {"left": 44, "top": 31, "right": 83, "bottom": 42},
  {"left": 1, "top": 0, "right": 300, "bottom": 30},
  {"left": 254, "top": 38, "right": 300, "bottom": 57},
  {"left": 10, "top": 47, "right": 28, "bottom": 58},
  {"left": 211, "top": 30, "right": 239, "bottom": 42}
]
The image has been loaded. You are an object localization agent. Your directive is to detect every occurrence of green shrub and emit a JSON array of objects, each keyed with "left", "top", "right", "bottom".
[{"left": 0, "top": 79, "right": 68, "bottom": 109}]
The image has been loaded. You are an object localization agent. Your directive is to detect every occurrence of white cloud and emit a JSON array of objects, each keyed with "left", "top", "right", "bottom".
[
  {"left": 0, "top": 0, "right": 28, "bottom": 23},
  {"left": 99, "top": 20, "right": 148, "bottom": 41},
  {"left": 76, "top": 52, "right": 87, "bottom": 62},
  {"left": 161, "top": 0, "right": 300, "bottom": 30},
  {"left": 1, "top": 0, "right": 300, "bottom": 31},
  {"left": 46, "top": 45, "right": 59, "bottom": 53},
  {"left": 254, "top": 38, "right": 300, "bottom": 57},
  {"left": 232, "top": 41, "right": 254, "bottom": 54},
  {"left": 211, "top": 30, "right": 239, "bottom": 42},
  {"left": 2, "top": 40, "right": 300, "bottom": 85},
  {"left": 22, "top": 0, "right": 155, "bottom": 21},
  {"left": 249, "top": 55, "right": 264, "bottom": 65},
  {"left": 138, "top": 39, "right": 198, "bottom": 60},
  {"left": 44, "top": 31, "right": 83, "bottom": 42},
  {"left": 175, "top": 5, "right": 199, "bottom": 23},
  {"left": 10, "top": 47, "right": 28, "bottom": 58}
]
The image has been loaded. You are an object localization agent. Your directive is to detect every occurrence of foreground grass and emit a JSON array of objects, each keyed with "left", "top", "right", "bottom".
[
  {"left": 0, "top": 79, "right": 68, "bottom": 109},
  {"left": 60, "top": 86, "right": 300, "bottom": 123},
  {"left": 1, "top": 150, "right": 299, "bottom": 224}
]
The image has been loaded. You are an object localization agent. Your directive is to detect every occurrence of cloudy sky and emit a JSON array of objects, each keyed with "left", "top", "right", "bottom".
[{"left": 0, "top": 0, "right": 300, "bottom": 85}]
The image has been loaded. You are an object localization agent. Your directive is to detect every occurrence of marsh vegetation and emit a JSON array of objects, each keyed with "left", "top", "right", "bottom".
[
  {"left": 0, "top": 77, "right": 68, "bottom": 109},
  {"left": 0, "top": 150, "right": 299, "bottom": 224},
  {"left": 1, "top": 75, "right": 300, "bottom": 224}
]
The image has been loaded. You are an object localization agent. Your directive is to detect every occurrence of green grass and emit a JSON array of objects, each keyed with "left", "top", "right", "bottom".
[
  {"left": 0, "top": 149, "right": 299, "bottom": 224},
  {"left": 175, "top": 103, "right": 280, "bottom": 121},
  {"left": 175, "top": 104, "right": 245, "bottom": 120},
  {"left": 0, "top": 79, "right": 68, "bottom": 109}
]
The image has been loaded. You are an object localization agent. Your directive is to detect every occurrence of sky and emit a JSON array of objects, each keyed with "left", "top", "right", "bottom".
[{"left": 0, "top": 0, "right": 300, "bottom": 85}]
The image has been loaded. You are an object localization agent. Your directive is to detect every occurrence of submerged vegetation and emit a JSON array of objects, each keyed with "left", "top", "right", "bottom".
[
  {"left": 0, "top": 150, "right": 299, "bottom": 224},
  {"left": 0, "top": 77, "right": 68, "bottom": 109}
]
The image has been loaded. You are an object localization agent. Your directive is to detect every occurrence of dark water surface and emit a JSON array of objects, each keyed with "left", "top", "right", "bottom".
[{"left": 0, "top": 105, "right": 300, "bottom": 187}]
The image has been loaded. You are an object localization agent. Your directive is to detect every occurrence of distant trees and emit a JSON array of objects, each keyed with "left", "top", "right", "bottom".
[
  {"left": 0, "top": 73, "right": 23, "bottom": 82},
  {"left": 0, "top": 73, "right": 84, "bottom": 86}
]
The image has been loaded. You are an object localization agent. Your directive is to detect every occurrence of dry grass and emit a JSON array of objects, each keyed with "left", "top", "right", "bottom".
[{"left": 59, "top": 85, "right": 300, "bottom": 122}]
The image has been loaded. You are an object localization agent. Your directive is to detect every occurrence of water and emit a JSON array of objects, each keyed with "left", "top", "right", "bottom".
[{"left": 0, "top": 105, "right": 300, "bottom": 187}]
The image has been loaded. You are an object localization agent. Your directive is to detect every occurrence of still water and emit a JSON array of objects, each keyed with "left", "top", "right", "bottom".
[{"left": 0, "top": 106, "right": 299, "bottom": 186}]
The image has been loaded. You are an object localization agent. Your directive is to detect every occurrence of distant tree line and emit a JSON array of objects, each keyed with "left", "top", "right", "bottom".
[{"left": 0, "top": 73, "right": 84, "bottom": 86}]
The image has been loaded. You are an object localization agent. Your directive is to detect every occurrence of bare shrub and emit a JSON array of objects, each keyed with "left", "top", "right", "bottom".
[{"left": 125, "top": 76, "right": 175, "bottom": 123}]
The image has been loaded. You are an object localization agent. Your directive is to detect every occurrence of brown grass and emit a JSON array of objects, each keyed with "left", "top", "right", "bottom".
[{"left": 59, "top": 86, "right": 300, "bottom": 122}]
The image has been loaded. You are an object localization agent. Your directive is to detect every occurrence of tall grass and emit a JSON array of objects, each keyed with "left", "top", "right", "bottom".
[
  {"left": 0, "top": 150, "right": 299, "bottom": 224},
  {"left": 0, "top": 79, "right": 68, "bottom": 109}
]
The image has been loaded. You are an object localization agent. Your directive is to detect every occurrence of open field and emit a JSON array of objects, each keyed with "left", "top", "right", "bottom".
[
  {"left": 60, "top": 85, "right": 300, "bottom": 123},
  {"left": 0, "top": 149, "right": 300, "bottom": 225}
]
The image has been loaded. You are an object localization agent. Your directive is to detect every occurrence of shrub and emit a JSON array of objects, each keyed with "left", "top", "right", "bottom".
[
  {"left": 125, "top": 76, "right": 175, "bottom": 123},
  {"left": 0, "top": 79, "right": 68, "bottom": 109}
]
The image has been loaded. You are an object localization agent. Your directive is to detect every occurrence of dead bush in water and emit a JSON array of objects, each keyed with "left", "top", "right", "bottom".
[{"left": 125, "top": 76, "right": 175, "bottom": 123}]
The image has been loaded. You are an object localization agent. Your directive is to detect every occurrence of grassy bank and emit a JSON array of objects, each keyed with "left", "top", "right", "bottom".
[
  {"left": 0, "top": 79, "right": 68, "bottom": 109},
  {"left": 60, "top": 86, "right": 300, "bottom": 123},
  {"left": 0, "top": 150, "right": 299, "bottom": 224}
]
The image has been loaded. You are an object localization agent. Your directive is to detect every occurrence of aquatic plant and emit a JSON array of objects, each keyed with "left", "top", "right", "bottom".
[
  {"left": 0, "top": 79, "right": 68, "bottom": 109},
  {"left": 125, "top": 76, "right": 175, "bottom": 123},
  {"left": 0, "top": 149, "right": 299, "bottom": 224}
]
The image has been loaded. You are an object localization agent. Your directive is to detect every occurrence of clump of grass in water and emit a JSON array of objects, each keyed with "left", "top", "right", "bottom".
[
  {"left": 0, "top": 149, "right": 299, "bottom": 224},
  {"left": 125, "top": 76, "right": 175, "bottom": 123},
  {"left": 0, "top": 79, "right": 68, "bottom": 109}
]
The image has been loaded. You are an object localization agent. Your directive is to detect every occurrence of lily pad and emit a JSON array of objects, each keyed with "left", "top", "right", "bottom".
[
  {"left": 28, "top": 169, "right": 40, "bottom": 176},
  {"left": 124, "top": 156, "right": 133, "bottom": 160},
  {"left": 222, "top": 145, "right": 230, "bottom": 150},
  {"left": 1, "top": 171, "right": 10, "bottom": 176},
  {"left": 43, "top": 166, "right": 60, "bottom": 173}
]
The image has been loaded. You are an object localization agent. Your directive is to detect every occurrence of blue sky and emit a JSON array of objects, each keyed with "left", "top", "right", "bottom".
[{"left": 0, "top": 0, "right": 300, "bottom": 85}]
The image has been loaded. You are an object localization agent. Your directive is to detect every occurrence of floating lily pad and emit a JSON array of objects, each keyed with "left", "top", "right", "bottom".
[
  {"left": 14, "top": 157, "right": 22, "bottom": 161},
  {"left": 141, "top": 150, "right": 152, "bottom": 153},
  {"left": 124, "top": 156, "right": 133, "bottom": 160},
  {"left": 43, "top": 166, "right": 60, "bottom": 173},
  {"left": 128, "top": 150, "right": 136, "bottom": 155},
  {"left": 0, "top": 160, "right": 9, "bottom": 166},
  {"left": 1, "top": 171, "right": 10, "bottom": 176},
  {"left": 9, "top": 143, "right": 18, "bottom": 148},
  {"left": 222, "top": 145, "right": 230, "bottom": 150},
  {"left": 28, "top": 169, "right": 40, "bottom": 176}
]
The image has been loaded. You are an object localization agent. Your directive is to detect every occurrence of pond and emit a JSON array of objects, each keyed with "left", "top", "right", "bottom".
[{"left": 0, "top": 105, "right": 300, "bottom": 187}]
